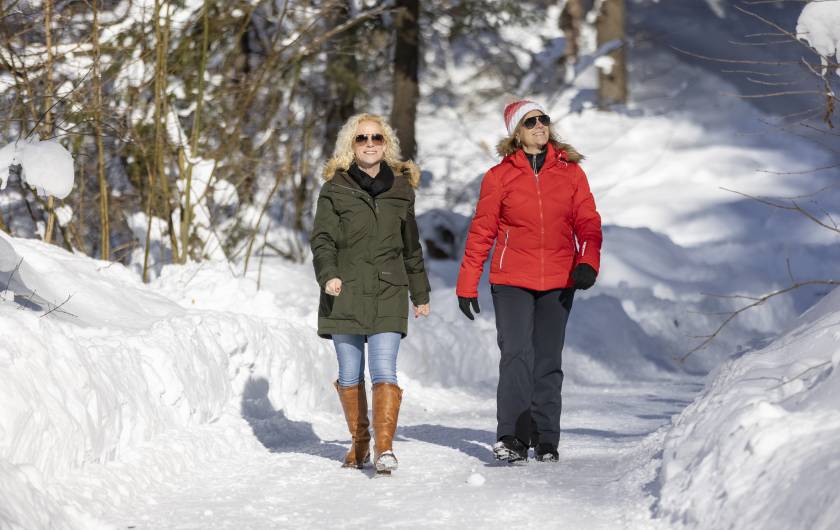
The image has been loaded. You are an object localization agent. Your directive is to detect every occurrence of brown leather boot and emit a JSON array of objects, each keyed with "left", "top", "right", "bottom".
[
  {"left": 334, "top": 381, "right": 371, "bottom": 469},
  {"left": 372, "top": 382, "right": 403, "bottom": 473}
]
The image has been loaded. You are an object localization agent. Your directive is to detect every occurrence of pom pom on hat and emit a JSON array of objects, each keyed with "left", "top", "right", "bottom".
[{"left": 503, "top": 100, "right": 547, "bottom": 135}]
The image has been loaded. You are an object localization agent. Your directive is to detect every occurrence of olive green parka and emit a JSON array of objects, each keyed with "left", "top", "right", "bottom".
[{"left": 310, "top": 161, "right": 431, "bottom": 339}]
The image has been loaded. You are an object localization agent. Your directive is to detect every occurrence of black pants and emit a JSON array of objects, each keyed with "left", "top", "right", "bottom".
[{"left": 491, "top": 284, "right": 574, "bottom": 447}]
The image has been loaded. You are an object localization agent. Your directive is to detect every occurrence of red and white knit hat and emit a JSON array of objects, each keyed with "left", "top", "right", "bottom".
[{"left": 503, "top": 99, "right": 547, "bottom": 135}]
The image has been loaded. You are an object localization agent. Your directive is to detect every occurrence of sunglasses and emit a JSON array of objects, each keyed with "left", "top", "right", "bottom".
[
  {"left": 354, "top": 133, "right": 385, "bottom": 146},
  {"left": 522, "top": 114, "right": 551, "bottom": 129}
]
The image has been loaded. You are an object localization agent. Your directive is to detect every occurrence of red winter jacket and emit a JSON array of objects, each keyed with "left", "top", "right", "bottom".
[{"left": 456, "top": 142, "right": 602, "bottom": 297}]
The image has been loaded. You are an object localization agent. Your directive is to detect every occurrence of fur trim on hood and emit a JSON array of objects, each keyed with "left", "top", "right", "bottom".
[
  {"left": 495, "top": 137, "right": 584, "bottom": 163},
  {"left": 322, "top": 158, "right": 421, "bottom": 189}
]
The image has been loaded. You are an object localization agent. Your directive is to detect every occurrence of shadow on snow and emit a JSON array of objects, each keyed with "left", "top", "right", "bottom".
[{"left": 241, "top": 377, "right": 347, "bottom": 464}]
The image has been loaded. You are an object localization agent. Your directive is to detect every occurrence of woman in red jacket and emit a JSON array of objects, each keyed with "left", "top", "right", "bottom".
[{"left": 456, "top": 100, "right": 602, "bottom": 463}]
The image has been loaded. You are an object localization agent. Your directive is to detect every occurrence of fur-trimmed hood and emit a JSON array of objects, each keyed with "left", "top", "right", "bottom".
[
  {"left": 496, "top": 138, "right": 584, "bottom": 163},
  {"left": 322, "top": 158, "right": 421, "bottom": 189}
]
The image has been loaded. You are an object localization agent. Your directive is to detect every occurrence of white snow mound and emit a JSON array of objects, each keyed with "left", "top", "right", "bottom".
[
  {"left": 0, "top": 234, "right": 337, "bottom": 528},
  {"left": 0, "top": 139, "right": 74, "bottom": 198},
  {"left": 796, "top": 0, "right": 840, "bottom": 76},
  {"left": 658, "top": 286, "right": 840, "bottom": 530}
]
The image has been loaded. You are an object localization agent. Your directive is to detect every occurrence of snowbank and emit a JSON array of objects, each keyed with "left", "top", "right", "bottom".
[
  {"left": 657, "top": 286, "right": 840, "bottom": 530},
  {"left": 0, "top": 235, "right": 336, "bottom": 528}
]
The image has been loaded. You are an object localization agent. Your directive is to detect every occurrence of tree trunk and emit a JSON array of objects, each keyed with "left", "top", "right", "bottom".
[
  {"left": 72, "top": 134, "right": 87, "bottom": 254},
  {"left": 146, "top": 0, "right": 179, "bottom": 276},
  {"left": 179, "top": 0, "right": 210, "bottom": 264},
  {"left": 560, "top": 0, "right": 583, "bottom": 66},
  {"left": 294, "top": 114, "right": 313, "bottom": 233},
  {"left": 43, "top": 0, "right": 57, "bottom": 243},
  {"left": 390, "top": 0, "right": 420, "bottom": 161},
  {"left": 158, "top": 3, "right": 180, "bottom": 263},
  {"left": 144, "top": 0, "right": 167, "bottom": 281},
  {"left": 596, "top": 0, "right": 627, "bottom": 109},
  {"left": 323, "top": 0, "right": 358, "bottom": 156},
  {"left": 92, "top": 0, "right": 110, "bottom": 260}
]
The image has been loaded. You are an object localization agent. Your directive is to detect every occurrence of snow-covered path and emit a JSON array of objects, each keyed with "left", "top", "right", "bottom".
[{"left": 104, "top": 379, "right": 700, "bottom": 529}]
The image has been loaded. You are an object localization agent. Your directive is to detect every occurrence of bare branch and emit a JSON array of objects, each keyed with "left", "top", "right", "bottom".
[
  {"left": 770, "top": 361, "right": 832, "bottom": 391},
  {"left": 2, "top": 258, "right": 23, "bottom": 292},
  {"left": 40, "top": 293, "right": 76, "bottom": 318},
  {"left": 745, "top": 77, "right": 800, "bottom": 86},
  {"left": 722, "top": 89, "right": 829, "bottom": 98},
  {"left": 17, "top": 287, "right": 37, "bottom": 310},
  {"left": 727, "top": 39, "right": 797, "bottom": 47},
  {"left": 680, "top": 279, "right": 840, "bottom": 362},
  {"left": 25, "top": 65, "right": 94, "bottom": 140},
  {"left": 699, "top": 292, "right": 763, "bottom": 302},
  {"left": 721, "top": 69, "right": 785, "bottom": 77},
  {"left": 744, "top": 32, "right": 787, "bottom": 39},
  {"left": 720, "top": 187, "right": 840, "bottom": 235},
  {"left": 732, "top": 5, "right": 819, "bottom": 56},
  {"left": 819, "top": 206, "right": 839, "bottom": 231},
  {"left": 798, "top": 121, "right": 840, "bottom": 137},
  {"left": 786, "top": 257, "right": 795, "bottom": 286},
  {"left": 755, "top": 162, "right": 840, "bottom": 175},
  {"left": 670, "top": 45, "right": 802, "bottom": 65},
  {"left": 775, "top": 105, "right": 828, "bottom": 120}
]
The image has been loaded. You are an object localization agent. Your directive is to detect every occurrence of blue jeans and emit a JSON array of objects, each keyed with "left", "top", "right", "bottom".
[{"left": 333, "top": 332, "right": 401, "bottom": 387}]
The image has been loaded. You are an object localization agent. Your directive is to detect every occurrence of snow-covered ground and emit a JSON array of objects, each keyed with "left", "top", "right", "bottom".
[
  {"left": 0, "top": 234, "right": 703, "bottom": 529},
  {"left": 2, "top": 3, "right": 840, "bottom": 529},
  {"left": 659, "top": 285, "right": 840, "bottom": 530},
  {"left": 103, "top": 381, "right": 701, "bottom": 530}
]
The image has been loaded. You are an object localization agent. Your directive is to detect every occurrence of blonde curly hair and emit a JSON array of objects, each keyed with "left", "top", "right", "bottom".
[{"left": 322, "top": 113, "right": 420, "bottom": 187}]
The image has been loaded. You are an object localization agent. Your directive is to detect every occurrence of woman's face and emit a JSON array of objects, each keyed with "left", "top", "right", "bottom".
[
  {"left": 518, "top": 109, "right": 550, "bottom": 151},
  {"left": 353, "top": 120, "right": 386, "bottom": 168}
]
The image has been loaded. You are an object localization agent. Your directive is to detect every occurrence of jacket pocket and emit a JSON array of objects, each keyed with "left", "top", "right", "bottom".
[
  {"left": 378, "top": 268, "right": 409, "bottom": 286},
  {"left": 321, "top": 280, "right": 357, "bottom": 320},
  {"left": 378, "top": 267, "right": 409, "bottom": 318}
]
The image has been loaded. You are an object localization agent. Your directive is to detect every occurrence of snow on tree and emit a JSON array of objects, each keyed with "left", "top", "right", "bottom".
[
  {"left": 796, "top": 0, "right": 840, "bottom": 77},
  {"left": 0, "top": 140, "right": 74, "bottom": 199}
]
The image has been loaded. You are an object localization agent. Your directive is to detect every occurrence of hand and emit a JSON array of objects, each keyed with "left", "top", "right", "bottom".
[
  {"left": 325, "top": 278, "right": 342, "bottom": 296},
  {"left": 458, "top": 296, "right": 480, "bottom": 320},
  {"left": 571, "top": 264, "right": 597, "bottom": 290},
  {"left": 414, "top": 303, "right": 430, "bottom": 319}
]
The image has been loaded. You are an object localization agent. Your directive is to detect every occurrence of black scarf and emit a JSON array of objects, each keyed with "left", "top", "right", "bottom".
[{"left": 348, "top": 162, "right": 395, "bottom": 197}]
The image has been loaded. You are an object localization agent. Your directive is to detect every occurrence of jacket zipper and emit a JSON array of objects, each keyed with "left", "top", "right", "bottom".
[
  {"left": 330, "top": 182, "right": 377, "bottom": 301},
  {"left": 532, "top": 161, "right": 545, "bottom": 289},
  {"left": 499, "top": 230, "right": 510, "bottom": 270},
  {"left": 331, "top": 182, "right": 362, "bottom": 193},
  {"left": 331, "top": 182, "right": 377, "bottom": 215}
]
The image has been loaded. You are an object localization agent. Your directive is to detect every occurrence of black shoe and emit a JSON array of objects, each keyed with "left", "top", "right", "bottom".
[
  {"left": 534, "top": 443, "right": 559, "bottom": 462},
  {"left": 493, "top": 436, "right": 529, "bottom": 463}
]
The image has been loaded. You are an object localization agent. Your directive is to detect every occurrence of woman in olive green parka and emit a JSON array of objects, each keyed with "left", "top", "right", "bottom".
[{"left": 311, "top": 113, "right": 431, "bottom": 476}]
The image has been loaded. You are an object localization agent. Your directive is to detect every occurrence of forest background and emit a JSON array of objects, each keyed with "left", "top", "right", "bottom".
[{"left": 0, "top": 0, "right": 835, "bottom": 291}]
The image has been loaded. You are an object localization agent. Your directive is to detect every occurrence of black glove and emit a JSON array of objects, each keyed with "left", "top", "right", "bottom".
[
  {"left": 571, "top": 264, "right": 597, "bottom": 290},
  {"left": 458, "top": 296, "right": 480, "bottom": 320}
]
